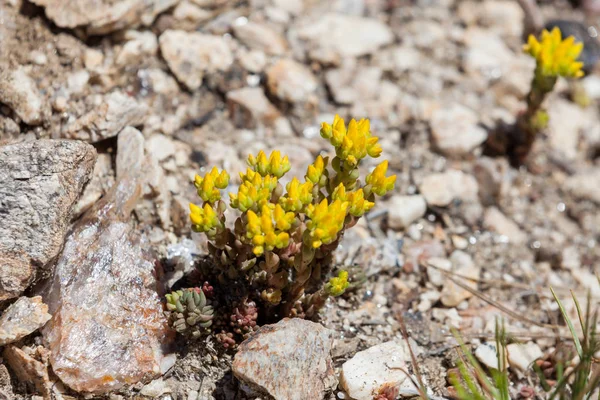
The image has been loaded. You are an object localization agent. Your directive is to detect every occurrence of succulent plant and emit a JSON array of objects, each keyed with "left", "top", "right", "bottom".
[{"left": 165, "top": 288, "right": 214, "bottom": 338}]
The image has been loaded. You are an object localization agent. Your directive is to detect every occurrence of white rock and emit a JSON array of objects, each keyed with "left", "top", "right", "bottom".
[
  {"left": 140, "top": 378, "right": 171, "bottom": 397},
  {"left": 440, "top": 251, "right": 479, "bottom": 307},
  {"left": 297, "top": 13, "right": 393, "bottom": 63},
  {"left": 173, "top": 1, "right": 212, "bottom": 24},
  {"left": 387, "top": 195, "right": 427, "bottom": 230},
  {"left": 116, "top": 30, "right": 158, "bottom": 66},
  {"left": 426, "top": 257, "right": 452, "bottom": 287},
  {"left": 463, "top": 28, "right": 515, "bottom": 81},
  {"left": 430, "top": 104, "right": 487, "bottom": 157},
  {"left": 391, "top": 46, "right": 421, "bottom": 72},
  {"left": 507, "top": 342, "right": 542, "bottom": 372},
  {"left": 238, "top": 49, "right": 268, "bottom": 73},
  {"left": 146, "top": 134, "right": 176, "bottom": 162},
  {"left": 266, "top": 59, "right": 318, "bottom": 103},
  {"left": 0, "top": 67, "right": 45, "bottom": 125},
  {"left": 0, "top": 296, "right": 52, "bottom": 346},
  {"left": 483, "top": 207, "right": 527, "bottom": 244},
  {"left": 561, "top": 246, "right": 581, "bottom": 270},
  {"left": 226, "top": 87, "right": 281, "bottom": 128},
  {"left": 565, "top": 168, "right": 600, "bottom": 204},
  {"left": 159, "top": 30, "right": 233, "bottom": 90},
  {"left": 232, "top": 21, "right": 288, "bottom": 55},
  {"left": 340, "top": 341, "right": 412, "bottom": 400},
  {"left": 582, "top": 75, "right": 600, "bottom": 100},
  {"left": 117, "top": 127, "right": 145, "bottom": 180},
  {"left": 419, "top": 170, "right": 479, "bottom": 207},
  {"left": 475, "top": 342, "right": 503, "bottom": 370},
  {"left": 547, "top": 98, "right": 587, "bottom": 160},
  {"left": 67, "top": 70, "right": 90, "bottom": 96}
]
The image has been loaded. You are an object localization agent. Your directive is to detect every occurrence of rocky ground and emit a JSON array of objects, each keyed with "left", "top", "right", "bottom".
[{"left": 1, "top": 0, "right": 600, "bottom": 399}]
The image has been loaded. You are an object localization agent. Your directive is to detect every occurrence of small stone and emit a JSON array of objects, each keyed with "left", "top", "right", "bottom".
[
  {"left": 430, "top": 104, "right": 487, "bottom": 157},
  {"left": 3, "top": 345, "right": 52, "bottom": 398},
  {"left": 547, "top": 99, "right": 587, "bottom": 160},
  {"left": 475, "top": 342, "right": 504, "bottom": 370},
  {"left": 238, "top": 49, "right": 268, "bottom": 73},
  {"left": 325, "top": 64, "right": 382, "bottom": 105},
  {"left": 29, "top": 51, "right": 48, "bottom": 65},
  {"left": 419, "top": 170, "right": 479, "bottom": 207},
  {"left": 117, "top": 127, "right": 145, "bottom": 179},
  {"left": 116, "top": 30, "right": 158, "bottom": 66},
  {"left": 67, "top": 70, "right": 90, "bottom": 96},
  {"left": 266, "top": 59, "right": 317, "bottom": 103},
  {"left": 426, "top": 257, "right": 452, "bottom": 287},
  {"left": 387, "top": 195, "right": 427, "bottom": 230},
  {"left": 172, "top": 1, "right": 212, "bottom": 25},
  {"left": 561, "top": 246, "right": 581, "bottom": 270},
  {"left": 473, "top": 157, "right": 512, "bottom": 206},
  {"left": 483, "top": 207, "right": 527, "bottom": 244},
  {"left": 507, "top": 342, "right": 543, "bottom": 372},
  {"left": 233, "top": 318, "right": 336, "bottom": 400},
  {"left": 440, "top": 251, "right": 479, "bottom": 307},
  {"left": 0, "top": 296, "right": 51, "bottom": 346},
  {"left": 340, "top": 341, "right": 412, "bottom": 400},
  {"left": 0, "top": 67, "right": 46, "bottom": 125},
  {"left": 298, "top": 13, "right": 393, "bottom": 63},
  {"left": 84, "top": 48, "right": 104, "bottom": 70},
  {"left": 52, "top": 96, "right": 68, "bottom": 112},
  {"left": 146, "top": 134, "right": 176, "bottom": 162},
  {"left": 63, "top": 91, "right": 147, "bottom": 142},
  {"left": 140, "top": 378, "right": 171, "bottom": 397},
  {"left": 159, "top": 30, "right": 233, "bottom": 90},
  {"left": 0, "top": 140, "right": 96, "bottom": 301},
  {"left": 226, "top": 87, "right": 281, "bottom": 128},
  {"left": 232, "top": 21, "right": 288, "bottom": 55},
  {"left": 565, "top": 168, "right": 600, "bottom": 204}
]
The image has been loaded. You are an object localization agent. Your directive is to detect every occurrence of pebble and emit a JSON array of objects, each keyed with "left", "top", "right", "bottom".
[
  {"left": 440, "top": 251, "right": 479, "bottom": 307},
  {"left": 146, "top": 133, "right": 177, "bottom": 162},
  {"left": 387, "top": 195, "right": 427, "bottom": 230},
  {"left": 226, "top": 87, "right": 281, "bottom": 128},
  {"left": 140, "top": 378, "right": 171, "bottom": 397},
  {"left": 266, "top": 59, "right": 318, "bottom": 103},
  {"left": 565, "top": 168, "right": 600, "bottom": 204},
  {"left": 547, "top": 98, "right": 589, "bottom": 160},
  {"left": 3, "top": 345, "right": 52, "bottom": 398},
  {"left": 419, "top": 170, "right": 479, "bottom": 207},
  {"left": 430, "top": 104, "right": 487, "bottom": 157},
  {"left": 0, "top": 67, "right": 46, "bottom": 125},
  {"left": 232, "top": 21, "right": 288, "bottom": 55},
  {"left": 116, "top": 127, "right": 146, "bottom": 179},
  {"left": 507, "top": 342, "right": 543, "bottom": 372},
  {"left": 159, "top": 30, "right": 233, "bottom": 90},
  {"left": 233, "top": 318, "right": 336, "bottom": 400},
  {"left": 483, "top": 207, "right": 527, "bottom": 245},
  {"left": 340, "top": 341, "right": 413, "bottom": 400},
  {"left": 475, "top": 342, "right": 504, "bottom": 370},
  {"left": 116, "top": 30, "right": 158, "bottom": 66},
  {"left": 0, "top": 296, "right": 51, "bottom": 346}
]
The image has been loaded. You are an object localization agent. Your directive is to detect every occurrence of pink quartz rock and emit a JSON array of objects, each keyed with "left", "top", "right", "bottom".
[{"left": 41, "top": 173, "right": 170, "bottom": 394}]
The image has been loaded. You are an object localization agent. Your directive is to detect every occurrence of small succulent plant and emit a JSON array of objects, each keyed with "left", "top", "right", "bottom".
[
  {"left": 165, "top": 288, "right": 214, "bottom": 338},
  {"left": 168, "top": 116, "right": 396, "bottom": 345}
]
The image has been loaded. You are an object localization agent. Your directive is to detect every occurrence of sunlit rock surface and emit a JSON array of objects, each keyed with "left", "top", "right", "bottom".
[{"left": 41, "top": 173, "right": 169, "bottom": 394}]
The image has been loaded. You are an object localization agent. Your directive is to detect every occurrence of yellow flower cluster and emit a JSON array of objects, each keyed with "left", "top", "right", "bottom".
[
  {"left": 189, "top": 203, "right": 220, "bottom": 233},
  {"left": 278, "top": 178, "right": 314, "bottom": 212},
  {"left": 248, "top": 150, "right": 291, "bottom": 178},
  {"left": 366, "top": 160, "right": 396, "bottom": 196},
  {"left": 246, "top": 204, "right": 295, "bottom": 256},
  {"left": 524, "top": 27, "right": 584, "bottom": 78},
  {"left": 194, "top": 167, "right": 230, "bottom": 204},
  {"left": 305, "top": 199, "right": 349, "bottom": 248},
  {"left": 325, "top": 270, "right": 349, "bottom": 297},
  {"left": 306, "top": 155, "right": 327, "bottom": 186},
  {"left": 332, "top": 184, "right": 374, "bottom": 217},
  {"left": 230, "top": 169, "right": 278, "bottom": 212},
  {"left": 320, "top": 115, "right": 382, "bottom": 168}
]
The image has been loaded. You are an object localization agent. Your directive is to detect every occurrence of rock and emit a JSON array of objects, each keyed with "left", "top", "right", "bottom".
[
  {"left": 387, "top": 195, "right": 427, "bottom": 230},
  {"left": 30, "top": 0, "right": 177, "bottom": 34},
  {"left": 547, "top": 98, "right": 587, "bottom": 160},
  {"left": 463, "top": 28, "right": 516, "bottom": 82},
  {"left": 325, "top": 64, "right": 382, "bottom": 105},
  {"left": 565, "top": 168, "right": 600, "bottom": 204},
  {"left": 41, "top": 171, "right": 169, "bottom": 393},
  {"left": 507, "top": 342, "right": 543, "bottom": 372},
  {"left": 430, "top": 104, "right": 487, "bottom": 157},
  {"left": 297, "top": 13, "right": 394, "bottom": 63},
  {"left": 172, "top": 1, "right": 212, "bottom": 27},
  {"left": 266, "top": 59, "right": 317, "bottom": 103},
  {"left": 473, "top": 157, "right": 512, "bottom": 206},
  {"left": 232, "top": 318, "right": 336, "bottom": 400},
  {"left": 232, "top": 21, "right": 288, "bottom": 55},
  {"left": 116, "top": 127, "right": 145, "bottom": 180},
  {"left": 3, "top": 345, "right": 53, "bottom": 398},
  {"left": 440, "top": 251, "right": 479, "bottom": 307},
  {"left": 226, "top": 87, "right": 281, "bottom": 128},
  {"left": 63, "top": 91, "right": 147, "bottom": 142},
  {"left": 0, "top": 67, "right": 46, "bottom": 125},
  {"left": 238, "top": 49, "right": 268, "bottom": 73},
  {"left": 0, "top": 140, "right": 96, "bottom": 301},
  {"left": 561, "top": 246, "right": 581, "bottom": 270},
  {"left": 475, "top": 342, "right": 503, "bottom": 370},
  {"left": 72, "top": 154, "right": 115, "bottom": 217},
  {"left": 67, "top": 70, "right": 90, "bottom": 96},
  {"left": 419, "top": 170, "right": 479, "bottom": 207},
  {"left": 426, "top": 257, "right": 452, "bottom": 287},
  {"left": 159, "top": 30, "right": 233, "bottom": 90},
  {"left": 140, "top": 378, "right": 171, "bottom": 397},
  {"left": 340, "top": 341, "right": 413, "bottom": 400},
  {"left": 483, "top": 207, "right": 527, "bottom": 244},
  {"left": 0, "top": 296, "right": 51, "bottom": 346},
  {"left": 116, "top": 30, "right": 158, "bottom": 66},
  {"left": 146, "top": 133, "right": 176, "bottom": 162}
]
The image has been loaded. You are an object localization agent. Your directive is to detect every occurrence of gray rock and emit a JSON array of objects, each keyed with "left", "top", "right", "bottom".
[
  {"left": 430, "top": 104, "right": 487, "bottom": 157},
  {"left": 0, "top": 67, "right": 46, "bottom": 125},
  {"left": 0, "top": 140, "right": 96, "bottom": 301},
  {"left": 42, "top": 170, "right": 170, "bottom": 393},
  {"left": 159, "top": 30, "right": 233, "bottom": 90},
  {"left": 419, "top": 170, "right": 479, "bottom": 207},
  {"left": 63, "top": 91, "right": 147, "bottom": 142},
  {"left": 232, "top": 21, "right": 288, "bottom": 55},
  {"left": 483, "top": 207, "right": 527, "bottom": 244},
  {"left": 297, "top": 13, "right": 393, "bottom": 63},
  {"left": 233, "top": 318, "right": 336, "bottom": 400},
  {"left": 226, "top": 87, "right": 281, "bottom": 128},
  {"left": 0, "top": 296, "right": 51, "bottom": 345},
  {"left": 440, "top": 251, "right": 479, "bottom": 307},
  {"left": 266, "top": 59, "right": 318, "bottom": 103},
  {"left": 116, "top": 30, "right": 158, "bottom": 66},
  {"left": 117, "top": 127, "right": 145, "bottom": 180},
  {"left": 387, "top": 195, "right": 427, "bottom": 230}
]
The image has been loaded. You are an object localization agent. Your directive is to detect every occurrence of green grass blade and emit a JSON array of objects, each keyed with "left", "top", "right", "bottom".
[{"left": 551, "top": 287, "right": 583, "bottom": 358}]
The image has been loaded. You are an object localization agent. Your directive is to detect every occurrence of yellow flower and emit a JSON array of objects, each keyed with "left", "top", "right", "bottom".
[
  {"left": 248, "top": 150, "right": 291, "bottom": 178},
  {"left": 320, "top": 115, "right": 382, "bottom": 167},
  {"left": 230, "top": 170, "right": 278, "bottom": 212},
  {"left": 194, "top": 167, "right": 230, "bottom": 204},
  {"left": 524, "top": 27, "right": 584, "bottom": 78},
  {"left": 365, "top": 160, "right": 396, "bottom": 196},
  {"left": 306, "top": 155, "right": 327, "bottom": 186},
  {"left": 189, "top": 203, "right": 220, "bottom": 233},
  {"left": 325, "top": 270, "right": 349, "bottom": 297},
  {"left": 278, "top": 178, "right": 314, "bottom": 212},
  {"left": 332, "top": 184, "right": 374, "bottom": 217},
  {"left": 246, "top": 205, "right": 291, "bottom": 256},
  {"left": 305, "top": 199, "right": 348, "bottom": 248}
]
